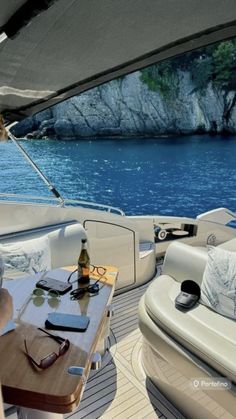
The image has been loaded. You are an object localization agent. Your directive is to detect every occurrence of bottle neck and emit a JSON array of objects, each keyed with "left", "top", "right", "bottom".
[{"left": 81, "top": 242, "right": 87, "bottom": 251}]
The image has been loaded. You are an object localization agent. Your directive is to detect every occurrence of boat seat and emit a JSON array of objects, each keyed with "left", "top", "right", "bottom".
[
  {"left": 139, "top": 238, "right": 236, "bottom": 417},
  {"left": 162, "top": 238, "right": 236, "bottom": 286},
  {"left": 0, "top": 221, "right": 86, "bottom": 278},
  {"left": 143, "top": 274, "right": 236, "bottom": 382},
  {"left": 140, "top": 239, "right": 236, "bottom": 381},
  {"left": 162, "top": 241, "right": 208, "bottom": 286}
]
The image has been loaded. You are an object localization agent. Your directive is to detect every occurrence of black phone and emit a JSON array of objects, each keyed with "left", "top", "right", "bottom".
[{"left": 36, "top": 277, "right": 72, "bottom": 295}]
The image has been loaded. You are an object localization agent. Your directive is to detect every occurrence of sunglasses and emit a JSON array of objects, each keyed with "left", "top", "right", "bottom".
[
  {"left": 70, "top": 282, "right": 100, "bottom": 300},
  {"left": 90, "top": 265, "right": 106, "bottom": 277},
  {"left": 16, "top": 289, "right": 61, "bottom": 322},
  {"left": 32, "top": 288, "right": 60, "bottom": 299},
  {"left": 67, "top": 265, "right": 107, "bottom": 284},
  {"left": 24, "top": 328, "right": 70, "bottom": 370},
  {"left": 31, "top": 288, "right": 61, "bottom": 309}
]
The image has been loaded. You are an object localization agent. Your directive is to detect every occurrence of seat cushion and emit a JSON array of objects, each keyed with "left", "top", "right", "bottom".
[
  {"left": 48, "top": 223, "right": 86, "bottom": 268},
  {"left": 201, "top": 246, "right": 236, "bottom": 320},
  {"left": 0, "top": 235, "right": 51, "bottom": 276},
  {"left": 144, "top": 275, "right": 236, "bottom": 382},
  {"left": 162, "top": 241, "right": 208, "bottom": 286}
]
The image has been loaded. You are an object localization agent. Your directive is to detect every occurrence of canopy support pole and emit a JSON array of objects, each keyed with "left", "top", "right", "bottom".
[{"left": 7, "top": 130, "right": 65, "bottom": 207}]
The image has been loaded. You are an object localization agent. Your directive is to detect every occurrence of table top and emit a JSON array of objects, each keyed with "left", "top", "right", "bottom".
[
  {"left": 171, "top": 230, "right": 189, "bottom": 237},
  {"left": 0, "top": 265, "right": 118, "bottom": 413}
]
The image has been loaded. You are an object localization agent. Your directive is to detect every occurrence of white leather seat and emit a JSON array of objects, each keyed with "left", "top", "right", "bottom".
[
  {"left": 141, "top": 239, "right": 236, "bottom": 381},
  {"left": 144, "top": 274, "right": 236, "bottom": 382},
  {"left": 139, "top": 239, "right": 236, "bottom": 418}
]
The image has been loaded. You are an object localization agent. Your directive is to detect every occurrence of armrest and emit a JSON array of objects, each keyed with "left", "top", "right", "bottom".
[{"left": 162, "top": 242, "right": 208, "bottom": 286}]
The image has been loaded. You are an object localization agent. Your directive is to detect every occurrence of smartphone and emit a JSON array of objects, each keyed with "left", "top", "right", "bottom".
[{"left": 36, "top": 277, "right": 72, "bottom": 295}]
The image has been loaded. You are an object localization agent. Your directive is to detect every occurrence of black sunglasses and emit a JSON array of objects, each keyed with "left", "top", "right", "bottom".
[{"left": 70, "top": 282, "right": 100, "bottom": 300}]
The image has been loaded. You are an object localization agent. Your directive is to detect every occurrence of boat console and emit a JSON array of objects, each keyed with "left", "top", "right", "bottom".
[{"left": 154, "top": 223, "right": 198, "bottom": 243}]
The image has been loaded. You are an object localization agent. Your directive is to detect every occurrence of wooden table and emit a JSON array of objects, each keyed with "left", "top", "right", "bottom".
[{"left": 0, "top": 265, "right": 118, "bottom": 417}]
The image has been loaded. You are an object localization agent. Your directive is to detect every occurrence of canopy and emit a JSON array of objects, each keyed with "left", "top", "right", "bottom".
[{"left": 1, "top": 0, "right": 236, "bottom": 122}]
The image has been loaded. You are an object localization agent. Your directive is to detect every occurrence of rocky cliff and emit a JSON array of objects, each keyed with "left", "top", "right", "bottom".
[{"left": 14, "top": 70, "right": 236, "bottom": 139}]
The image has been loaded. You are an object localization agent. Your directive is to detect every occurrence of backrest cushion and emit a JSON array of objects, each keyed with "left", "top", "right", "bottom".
[
  {"left": 163, "top": 241, "right": 208, "bottom": 286},
  {"left": 0, "top": 235, "right": 51, "bottom": 276},
  {"left": 201, "top": 246, "right": 236, "bottom": 319},
  {"left": 48, "top": 223, "right": 87, "bottom": 268}
]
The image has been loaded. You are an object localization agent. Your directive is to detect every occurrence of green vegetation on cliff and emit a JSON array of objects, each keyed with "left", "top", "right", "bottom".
[
  {"left": 140, "top": 39, "right": 236, "bottom": 98},
  {"left": 140, "top": 61, "right": 179, "bottom": 99}
]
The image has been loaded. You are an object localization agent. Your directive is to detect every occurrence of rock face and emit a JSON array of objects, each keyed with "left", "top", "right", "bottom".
[{"left": 14, "top": 71, "right": 236, "bottom": 139}]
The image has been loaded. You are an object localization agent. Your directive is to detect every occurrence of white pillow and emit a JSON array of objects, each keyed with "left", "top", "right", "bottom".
[
  {"left": 0, "top": 235, "right": 51, "bottom": 276},
  {"left": 201, "top": 246, "right": 236, "bottom": 319}
]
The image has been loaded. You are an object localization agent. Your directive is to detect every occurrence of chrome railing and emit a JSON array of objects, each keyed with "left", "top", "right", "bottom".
[{"left": 0, "top": 193, "right": 125, "bottom": 216}]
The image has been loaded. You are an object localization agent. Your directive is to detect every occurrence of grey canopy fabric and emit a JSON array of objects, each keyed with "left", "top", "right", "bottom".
[{"left": 1, "top": 0, "right": 236, "bottom": 122}]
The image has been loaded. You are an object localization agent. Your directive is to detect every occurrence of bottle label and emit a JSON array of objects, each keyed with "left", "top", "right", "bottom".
[
  {"left": 81, "top": 267, "right": 90, "bottom": 277},
  {"left": 78, "top": 266, "right": 90, "bottom": 283},
  {"left": 78, "top": 242, "right": 90, "bottom": 283}
]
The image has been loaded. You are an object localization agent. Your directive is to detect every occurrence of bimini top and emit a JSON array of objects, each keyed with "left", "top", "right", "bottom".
[{"left": 1, "top": 0, "right": 236, "bottom": 122}]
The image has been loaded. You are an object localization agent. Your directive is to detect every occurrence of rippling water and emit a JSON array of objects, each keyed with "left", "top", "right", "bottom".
[{"left": 0, "top": 135, "right": 236, "bottom": 217}]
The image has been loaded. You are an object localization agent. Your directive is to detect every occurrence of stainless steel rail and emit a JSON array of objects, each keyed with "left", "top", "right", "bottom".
[{"left": 0, "top": 193, "right": 125, "bottom": 216}]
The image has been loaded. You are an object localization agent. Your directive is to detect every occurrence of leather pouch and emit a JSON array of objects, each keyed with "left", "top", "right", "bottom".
[
  {"left": 45, "top": 312, "right": 90, "bottom": 332},
  {"left": 175, "top": 280, "right": 201, "bottom": 311}
]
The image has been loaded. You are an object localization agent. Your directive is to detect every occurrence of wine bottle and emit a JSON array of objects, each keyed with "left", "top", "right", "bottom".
[{"left": 78, "top": 238, "right": 90, "bottom": 284}]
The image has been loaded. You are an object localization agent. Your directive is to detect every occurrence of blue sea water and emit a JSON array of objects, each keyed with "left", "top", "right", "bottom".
[{"left": 0, "top": 135, "right": 236, "bottom": 217}]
